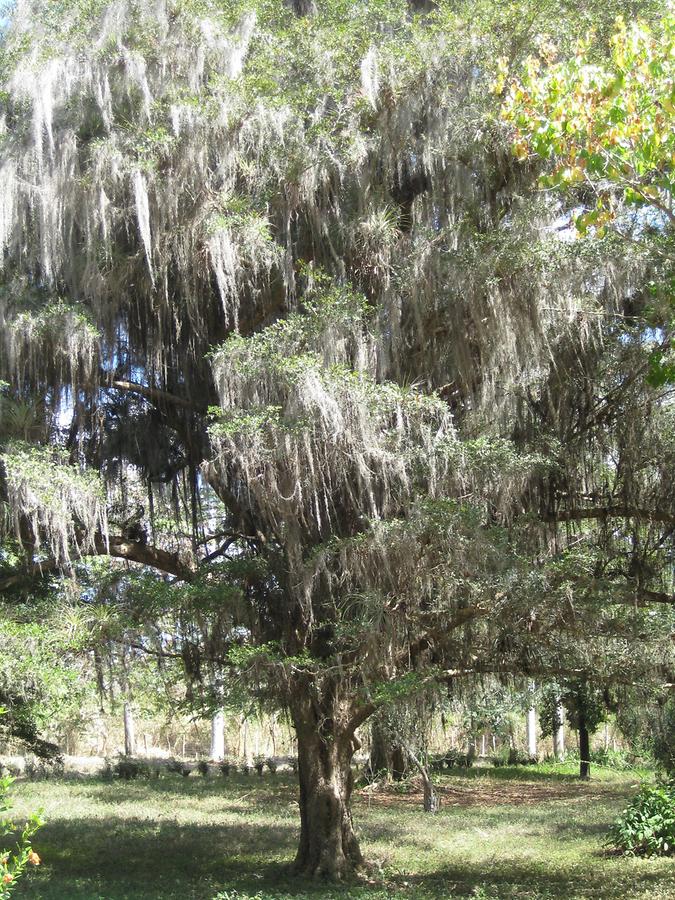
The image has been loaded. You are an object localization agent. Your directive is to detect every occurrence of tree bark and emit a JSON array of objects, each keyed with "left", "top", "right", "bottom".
[
  {"left": 401, "top": 741, "right": 438, "bottom": 812},
  {"left": 291, "top": 696, "right": 363, "bottom": 879},
  {"left": 578, "top": 713, "right": 591, "bottom": 780}
]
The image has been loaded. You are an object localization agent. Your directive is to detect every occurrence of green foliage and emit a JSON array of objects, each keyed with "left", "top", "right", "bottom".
[
  {"left": 501, "top": 10, "right": 675, "bottom": 229},
  {"left": 607, "top": 782, "right": 675, "bottom": 856},
  {"left": 562, "top": 680, "right": 607, "bottom": 735}
]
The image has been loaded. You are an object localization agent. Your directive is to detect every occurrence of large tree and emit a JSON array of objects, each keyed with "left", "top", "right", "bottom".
[{"left": 0, "top": 0, "right": 673, "bottom": 878}]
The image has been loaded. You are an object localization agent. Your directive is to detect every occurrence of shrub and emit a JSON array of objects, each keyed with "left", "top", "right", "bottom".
[
  {"left": 219, "top": 760, "right": 231, "bottom": 776},
  {"left": 265, "top": 757, "right": 277, "bottom": 774},
  {"left": 507, "top": 748, "right": 536, "bottom": 766},
  {"left": 253, "top": 757, "right": 265, "bottom": 776},
  {"left": 196, "top": 760, "right": 209, "bottom": 778},
  {"left": 591, "top": 747, "right": 648, "bottom": 772},
  {"left": 113, "top": 758, "right": 149, "bottom": 780},
  {"left": 166, "top": 760, "right": 190, "bottom": 778},
  {"left": 443, "top": 749, "right": 473, "bottom": 769},
  {"left": 606, "top": 783, "right": 675, "bottom": 857}
]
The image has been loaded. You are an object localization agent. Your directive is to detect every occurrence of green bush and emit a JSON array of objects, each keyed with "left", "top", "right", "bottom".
[
  {"left": 443, "top": 749, "right": 473, "bottom": 769},
  {"left": 606, "top": 782, "right": 675, "bottom": 856},
  {"left": 591, "top": 747, "right": 649, "bottom": 772}
]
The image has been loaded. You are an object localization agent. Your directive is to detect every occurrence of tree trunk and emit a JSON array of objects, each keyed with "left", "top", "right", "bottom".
[
  {"left": 553, "top": 702, "right": 565, "bottom": 760},
  {"left": 210, "top": 708, "right": 225, "bottom": 761},
  {"left": 291, "top": 698, "right": 363, "bottom": 879},
  {"left": 578, "top": 714, "right": 591, "bottom": 780},
  {"left": 526, "top": 705, "right": 537, "bottom": 760},
  {"left": 402, "top": 742, "right": 438, "bottom": 812},
  {"left": 391, "top": 744, "right": 407, "bottom": 781},
  {"left": 123, "top": 701, "right": 136, "bottom": 757},
  {"left": 368, "top": 720, "right": 390, "bottom": 778}
]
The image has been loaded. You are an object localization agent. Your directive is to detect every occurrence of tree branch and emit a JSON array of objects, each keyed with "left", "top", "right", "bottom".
[
  {"left": 0, "top": 534, "right": 195, "bottom": 592},
  {"left": 544, "top": 506, "right": 675, "bottom": 527},
  {"left": 110, "top": 380, "right": 207, "bottom": 414}
]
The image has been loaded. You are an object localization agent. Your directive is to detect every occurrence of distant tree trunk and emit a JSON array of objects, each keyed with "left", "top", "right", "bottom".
[
  {"left": 121, "top": 644, "right": 135, "bottom": 756},
  {"left": 526, "top": 705, "right": 537, "bottom": 759},
  {"left": 123, "top": 701, "right": 136, "bottom": 757},
  {"left": 391, "top": 744, "right": 407, "bottom": 781},
  {"left": 368, "top": 721, "right": 390, "bottom": 777},
  {"left": 554, "top": 702, "right": 565, "bottom": 759},
  {"left": 291, "top": 692, "right": 363, "bottom": 879},
  {"left": 578, "top": 712, "right": 591, "bottom": 779},
  {"left": 210, "top": 708, "right": 225, "bottom": 761}
]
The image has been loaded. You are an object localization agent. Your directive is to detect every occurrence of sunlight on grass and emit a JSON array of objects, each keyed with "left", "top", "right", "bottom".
[{"left": 8, "top": 769, "right": 675, "bottom": 899}]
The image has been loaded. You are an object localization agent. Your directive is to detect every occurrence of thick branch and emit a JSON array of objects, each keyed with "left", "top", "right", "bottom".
[
  {"left": 0, "top": 534, "right": 194, "bottom": 592},
  {"left": 97, "top": 535, "right": 195, "bottom": 580},
  {"left": 110, "top": 380, "right": 205, "bottom": 413}
]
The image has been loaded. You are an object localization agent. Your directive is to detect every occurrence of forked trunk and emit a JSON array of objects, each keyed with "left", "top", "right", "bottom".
[{"left": 292, "top": 699, "right": 363, "bottom": 879}]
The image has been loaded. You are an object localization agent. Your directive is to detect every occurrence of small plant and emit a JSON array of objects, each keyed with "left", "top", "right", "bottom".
[
  {"left": 265, "top": 757, "right": 277, "bottom": 775},
  {"left": 196, "top": 760, "right": 209, "bottom": 778},
  {"left": 289, "top": 758, "right": 298, "bottom": 774},
  {"left": 0, "top": 773, "right": 43, "bottom": 897},
  {"left": 253, "top": 756, "right": 265, "bottom": 777},
  {"left": 219, "top": 760, "right": 231, "bottom": 777},
  {"left": 606, "top": 782, "right": 675, "bottom": 857},
  {"left": 240, "top": 762, "right": 251, "bottom": 776}
]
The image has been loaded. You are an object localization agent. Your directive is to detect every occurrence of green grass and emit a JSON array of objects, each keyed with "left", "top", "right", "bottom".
[{"left": 7, "top": 766, "right": 675, "bottom": 899}]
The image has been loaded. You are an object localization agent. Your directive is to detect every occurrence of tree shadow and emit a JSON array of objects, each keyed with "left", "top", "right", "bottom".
[{"left": 18, "top": 813, "right": 298, "bottom": 899}]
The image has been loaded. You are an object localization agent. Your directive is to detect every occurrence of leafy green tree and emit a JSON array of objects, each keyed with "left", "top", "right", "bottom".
[{"left": 0, "top": 0, "right": 673, "bottom": 878}]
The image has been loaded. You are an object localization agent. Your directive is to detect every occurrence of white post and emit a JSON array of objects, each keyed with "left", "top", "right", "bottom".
[{"left": 210, "top": 708, "right": 225, "bottom": 761}]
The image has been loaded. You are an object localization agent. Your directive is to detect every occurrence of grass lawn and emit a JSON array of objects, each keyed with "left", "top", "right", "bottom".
[{"left": 8, "top": 764, "right": 675, "bottom": 900}]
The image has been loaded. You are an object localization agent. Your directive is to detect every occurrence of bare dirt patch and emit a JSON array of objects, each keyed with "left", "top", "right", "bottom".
[{"left": 356, "top": 776, "right": 623, "bottom": 809}]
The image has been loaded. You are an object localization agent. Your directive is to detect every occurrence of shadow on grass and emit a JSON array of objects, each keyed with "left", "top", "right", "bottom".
[{"left": 17, "top": 813, "right": 297, "bottom": 900}]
